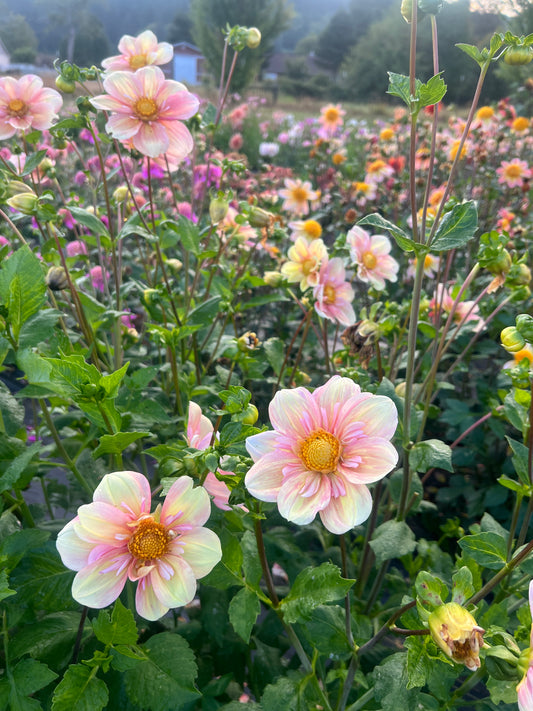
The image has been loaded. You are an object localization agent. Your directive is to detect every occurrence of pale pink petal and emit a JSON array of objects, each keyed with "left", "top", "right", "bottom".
[
  {"left": 150, "top": 554, "right": 197, "bottom": 608},
  {"left": 93, "top": 470, "right": 151, "bottom": 518},
  {"left": 90, "top": 94, "right": 130, "bottom": 112},
  {"left": 340, "top": 438, "right": 398, "bottom": 483},
  {"left": 369, "top": 235, "right": 392, "bottom": 255},
  {"left": 106, "top": 113, "right": 141, "bottom": 140},
  {"left": 277, "top": 470, "right": 330, "bottom": 525},
  {"left": 102, "top": 70, "right": 139, "bottom": 101},
  {"left": 346, "top": 396, "right": 399, "bottom": 439},
  {"left": 269, "top": 386, "right": 319, "bottom": 437},
  {"left": 71, "top": 550, "right": 129, "bottom": 608},
  {"left": 518, "top": 667, "right": 533, "bottom": 711},
  {"left": 56, "top": 518, "right": 93, "bottom": 571},
  {"left": 133, "top": 121, "right": 169, "bottom": 157},
  {"left": 529, "top": 580, "right": 533, "bottom": 647},
  {"left": 313, "top": 376, "right": 360, "bottom": 431},
  {"left": 0, "top": 122, "right": 15, "bottom": 139},
  {"left": 204, "top": 471, "right": 231, "bottom": 510},
  {"left": 245, "top": 452, "right": 285, "bottom": 501},
  {"left": 246, "top": 430, "right": 279, "bottom": 461},
  {"left": 136, "top": 65, "right": 165, "bottom": 98},
  {"left": 319, "top": 481, "right": 372, "bottom": 533},
  {"left": 76, "top": 501, "right": 132, "bottom": 542},
  {"left": 178, "top": 527, "right": 222, "bottom": 578},
  {"left": 160, "top": 475, "right": 211, "bottom": 528},
  {"left": 157, "top": 84, "right": 199, "bottom": 118},
  {"left": 161, "top": 120, "right": 194, "bottom": 161},
  {"left": 135, "top": 574, "right": 169, "bottom": 621},
  {"left": 187, "top": 401, "right": 213, "bottom": 449}
]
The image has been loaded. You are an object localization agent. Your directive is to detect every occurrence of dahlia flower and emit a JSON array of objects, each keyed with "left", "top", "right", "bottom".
[
  {"left": 318, "top": 103, "right": 345, "bottom": 136},
  {"left": 90, "top": 66, "right": 199, "bottom": 159},
  {"left": 278, "top": 178, "right": 319, "bottom": 217},
  {"left": 56, "top": 471, "right": 221, "bottom": 621},
  {"left": 0, "top": 75, "right": 62, "bottom": 139},
  {"left": 497, "top": 159, "right": 531, "bottom": 188},
  {"left": 245, "top": 376, "right": 398, "bottom": 534},
  {"left": 347, "top": 226, "right": 399, "bottom": 290},
  {"left": 281, "top": 236, "right": 328, "bottom": 291},
  {"left": 102, "top": 30, "right": 173, "bottom": 73},
  {"left": 187, "top": 401, "right": 237, "bottom": 511},
  {"left": 313, "top": 257, "right": 356, "bottom": 327}
]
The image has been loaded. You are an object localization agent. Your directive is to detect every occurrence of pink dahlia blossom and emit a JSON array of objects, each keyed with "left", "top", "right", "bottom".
[
  {"left": 187, "top": 401, "right": 238, "bottom": 511},
  {"left": 245, "top": 375, "right": 398, "bottom": 534},
  {"left": 0, "top": 75, "right": 62, "bottom": 139},
  {"left": 278, "top": 178, "right": 319, "bottom": 217},
  {"left": 313, "top": 257, "right": 356, "bottom": 327},
  {"left": 518, "top": 582, "right": 533, "bottom": 711},
  {"left": 102, "top": 30, "right": 174, "bottom": 73},
  {"left": 496, "top": 159, "right": 531, "bottom": 189},
  {"left": 347, "top": 225, "right": 399, "bottom": 291},
  {"left": 90, "top": 66, "right": 199, "bottom": 159},
  {"left": 56, "top": 471, "right": 221, "bottom": 621}
]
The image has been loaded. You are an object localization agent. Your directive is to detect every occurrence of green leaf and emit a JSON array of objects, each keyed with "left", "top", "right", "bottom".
[
  {"left": 415, "top": 570, "right": 447, "bottom": 611},
  {"left": 1, "top": 527, "right": 50, "bottom": 568},
  {"left": 430, "top": 201, "right": 478, "bottom": 252},
  {"left": 219, "top": 421, "right": 258, "bottom": 449},
  {"left": 458, "top": 531, "right": 507, "bottom": 570},
  {"left": 0, "top": 569, "right": 15, "bottom": 602},
  {"left": 187, "top": 296, "right": 222, "bottom": 328},
  {"left": 451, "top": 566, "right": 474, "bottom": 605},
  {"left": 124, "top": 632, "right": 200, "bottom": 711},
  {"left": 374, "top": 653, "right": 436, "bottom": 710},
  {"left": 0, "top": 382, "right": 25, "bottom": 435},
  {"left": 10, "top": 541, "right": 76, "bottom": 611},
  {"left": 357, "top": 213, "right": 416, "bottom": 253},
  {"left": 176, "top": 215, "right": 201, "bottom": 255},
  {"left": 18, "top": 149, "right": 48, "bottom": 176},
  {"left": 92, "top": 599, "right": 138, "bottom": 647},
  {"left": 261, "top": 677, "right": 299, "bottom": 711},
  {"left": 409, "top": 439, "right": 453, "bottom": 474},
  {"left": 93, "top": 431, "right": 150, "bottom": 458},
  {"left": 418, "top": 73, "right": 447, "bottom": 108},
  {"left": 99, "top": 362, "right": 129, "bottom": 398},
  {"left": 228, "top": 587, "right": 261, "bottom": 643},
  {"left": 10, "top": 612, "right": 84, "bottom": 662},
  {"left": 0, "top": 246, "right": 46, "bottom": 343},
  {"left": 304, "top": 605, "right": 351, "bottom": 658},
  {"left": 51, "top": 664, "right": 108, "bottom": 711},
  {"left": 18, "top": 309, "right": 60, "bottom": 349},
  {"left": 456, "top": 42, "right": 485, "bottom": 66},
  {"left": 387, "top": 71, "right": 414, "bottom": 106},
  {"left": 263, "top": 337, "right": 285, "bottom": 376},
  {"left": 405, "top": 636, "right": 430, "bottom": 689},
  {"left": 241, "top": 530, "right": 262, "bottom": 587},
  {"left": 280, "top": 562, "right": 354, "bottom": 624},
  {"left": 1, "top": 658, "right": 57, "bottom": 710},
  {"left": 68, "top": 206, "right": 110, "bottom": 238},
  {"left": 369, "top": 520, "right": 416, "bottom": 566},
  {"left": 0, "top": 441, "right": 41, "bottom": 494},
  {"left": 201, "top": 529, "right": 244, "bottom": 589},
  {"left": 506, "top": 436, "right": 531, "bottom": 486}
]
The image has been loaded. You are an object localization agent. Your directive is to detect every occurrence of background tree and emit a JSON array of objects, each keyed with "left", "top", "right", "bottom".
[
  {"left": 0, "top": 12, "right": 38, "bottom": 64},
  {"left": 168, "top": 9, "right": 194, "bottom": 45},
  {"left": 190, "top": 0, "right": 293, "bottom": 91},
  {"left": 59, "top": 11, "right": 110, "bottom": 65}
]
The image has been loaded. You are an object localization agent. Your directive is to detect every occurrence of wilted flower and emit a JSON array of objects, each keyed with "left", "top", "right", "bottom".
[
  {"left": 0, "top": 75, "right": 62, "bottom": 139},
  {"left": 428, "top": 603, "right": 485, "bottom": 671},
  {"left": 245, "top": 375, "right": 398, "bottom": 534},
  {"left": 347, "top": 226, "right": 399, "bottom": 290},
  {"left": 102, "top": 30, "right": 173, "bottom": 72},
  {"left": 56, "top": 471, "right": 222, "bottom": 621},
  {"left": 313, "top": 258, "right": 356, "bottom": 327},
  {"left": 90, "top": 66, "right": 199, "bottom": 160}
]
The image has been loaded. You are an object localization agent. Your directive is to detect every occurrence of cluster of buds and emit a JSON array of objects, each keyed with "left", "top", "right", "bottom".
[
  {"left": 501, "top": 314, "right": 533, "bottom": 354},
  {"left": 225, "top": 25, "right": 262, "bottom": 52}
]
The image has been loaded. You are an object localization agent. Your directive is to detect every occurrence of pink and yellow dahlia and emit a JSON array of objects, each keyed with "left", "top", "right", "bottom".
[
  {"left": 90, "top": 66, "right": 199, "bottom": 159},
  {"left": 102, "top": 30, "right": 173, "bottom": 72},
  {"left": 278, "top": 178, "right": 319, "bottom": 217},
  {"left": 347, "top": 225, "right": 399, "bottom": 291},
  {"left": 56, "top": 470, "right": 221, "bottom": 621},
  {"left": 497, "top": 159, "right": 531, "bottom": 188},
  {"left": 0, "top": 75, "right": 62, "bottom": 139},
  {"left": 318, "top": 103, "right": 346, "bottom": 136},
  {"left": 281, "top": 236, "right": 328, "bottom": 291},
  {"left": 313, "top": 257, "right": 356, "bottom": 326},
  {"left": 245, "top": 376, "right": 398, "bottom": 534}
]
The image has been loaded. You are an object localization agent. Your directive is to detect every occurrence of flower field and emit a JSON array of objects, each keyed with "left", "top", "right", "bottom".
[{"left": 1, "top": 13, "right": 533, "bottom": 711}]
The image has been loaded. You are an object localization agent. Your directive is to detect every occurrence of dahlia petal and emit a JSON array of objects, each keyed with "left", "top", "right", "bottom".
[
  {"left": 187, "top": 401, "right": 213, "bottom": 450},
  {"left": 71, "top": 551, "right": 129, "bottom": 608},
  {"left": 0, "top": 123, "right": 16, "bottom": 139},
  {"left": 269, "top": 386, "right": 319, "bottom": 437},
  {"left": 105, "top": 114, "right": 141, "bottom": 140},
  {"left": 246, "top": 430, "right": 279, "bottom": 461},
  {"left": 56, "top": 518, "right": 93, "bottom": 571},
  {"left": 161, "top": 475, "right": 211, "bottom": 528},
  {"left": 93, "top": 470, "right": 152, "bottom": 517},
  {"left": 76, "top": 501, "right": 132, "bottom": 542},
  {"left": 157, "top": 84, "right": 199, "bottom": 119},
  {"left": 133, "top": 121, "right": 169, "bottom": 157},
  {"left": 319, "top": 481, "right": 372, "bottom": 533},
  {"left": 161, "top": 120, "right": 194, "bottom": 161},
  {"left": 136, "top": 66, "right": 165, "bottom": 98},
  {"left": 203, "top": 471, "right": 231, "bottom": 510},
  {"left": 117, "top": 34, "right": 138, "bottom": 56},
  {"left": 135, "top": 574, "right": 169, "bottom": 621},
  {"left": 135, "top": 30, "right": 159, "bottom": 54},
  {"left": 349, "top": 396, "right": 399, "bottom": 439},
  {"left": 245, "top": 452, "right": 285, "bottom": 501},
  {"left": 178, "top": 527, "right": 222, "bottom": 578},
  {"left": 90, "top": 94, "right": 131, "bottom": 113},
  {"left": 314, "top": 376, "right": 360, "bottom": 425},
  {"left": 369, "top": 235, "right": 392, "bottom": 255},
  {"left": 340, "top": 438, "right": 398, "bottom": 483},
  {"left": 277, "top": 471, "right": 329, "bottom": 525},
  {"left": 102, "top": 71, "right": 139, "bottom": 101},
  {"left": 150, "top": 554, "right": 197, "bottom": 608}
]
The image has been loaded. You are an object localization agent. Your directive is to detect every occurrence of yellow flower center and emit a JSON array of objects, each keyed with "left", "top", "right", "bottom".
[
  {"left": 300, "top": 428, "right": 341, "bottom": 473},
  {"left": 514, "top": 348, "right": 533, "bottom": 365},
  {"left": 424, "top": 254, "right": 433, "bottom": 269},
  {"left": 380, "top": 128, "right": 394, "bottom": 140},
  {"left": 323, "top": 284, "right": 336, "bottom": 303},
  {"left": 362, "top": 251, "right": 377, "bottom": 269},
  {"left": 505, "top": 164, "right": 522, "bottom": 179},
  {"left": 8, "top": 98, "right": 27, "bottom": 117},
  {"left": 476, "top": 106, "right": 494, "bottom": 120},
  {"left": 129, "top": 54, "right": 148, "bottom": 69},
  {"left": 354, "top": 181, "right": 370, "bottom": 193},
  {"left": 324, "top": 107, "right": 340, "bottom": 123},
  {"left": 128, "top": 518, "right": 169, "bottom": 560},
  {"left": 134, "top": 97, "right": 159, "bottom": 121},
  {"left": 291, "top": 186, "right": 309, "bottom": 203},
  {"left": 303, "top": 219, "right": 322, "bottom": 239},
  {"left": 512, "top": 117, "right": 529, "bottom": 132},
  {"left": 301, "top": 258, "right": 316, "bottom": 276},
  {"left": 367, "top": 159, "right": 386, "bottom": 173}
]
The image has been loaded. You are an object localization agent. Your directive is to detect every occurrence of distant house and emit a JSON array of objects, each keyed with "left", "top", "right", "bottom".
[
  {"left": 163, "top": 43, "right": 206, "bottom": 86},
  {"left": 0, "top": 39, "right": 10, "bottom": 71}
]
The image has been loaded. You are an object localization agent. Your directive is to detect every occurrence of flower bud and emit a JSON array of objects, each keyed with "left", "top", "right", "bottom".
[
  {"left": 142, "top": 288, "right": 160, "bottom": 306},
  {"left": 418, "top": 0, "right": 443, "bottom": 13},
  {"left": 484, "top": 646, "right": 521, "bottom": 681},
  {"left": 486, "top": 249, "right": 512, "bottom": 276},
  {"left": 248, "top": 206, "right": 274, "bottom": 228},
  {"left": 6, "top": 180, "right": 33, "bottom": 198},
  {"left": 55, "top": 75, "right": 76, "bottom": 93},
  {"left": 514, "top": 263, "right": 532, "bottom": 286},
  {"left": 46, "top": 266, "right": 69, "bottom": 291},
  {"left": 501, "top": 326, "right": 526, "bottom": 353},
  {"left": 246, "top": 28, "right": 261, "bottom": 49},
  {"left": 113, "top": 185, "right": 129, "bottom": 203},
  {"left": 6, "top": 192, "right": 39, "bottom": 215},
  {"left": 504, "top": 46, "right": 533, "bottom": 66},
  {"left": 428, "top": 603, "right": 485, "bottom": 671},
  {"left": 166, "top": 258, "right": 183, "bottom": 273},
  {"left": 237, "top": 331, "right": 260, "bottom": 352},
  {"left": 209, "top": 194, "right": 229, "bottom": 224},
  {"left": 241, "top": 404, "right": 259, "bottom": 425},
  {"left": 516, "top": 314, "right": 533, "bottom": 343},
  {"left": 401, "top": 0, "right": 414, "bottom": 22},
  {"left": 263, "top": 270, "right": 283, "bottom": 287}
]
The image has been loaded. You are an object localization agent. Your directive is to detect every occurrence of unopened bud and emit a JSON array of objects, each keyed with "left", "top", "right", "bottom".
[
  {"left": 241, "top": 404, "right": 259, "bottom": 425},
  {"left": 166, "top": 258, "right": 183, "bottom": 273},
  {"left": 401, "top": 0, "right": 414, "bottom": 22},
  {"left": 514, "top": 263, "right": 532, "bottom": 286},
  {"left": 246, "top": 28, "right": 261, "bottom": 49},
  {"left": 501, "top": 326, "right": 526, "bottom": 353},
  {"left": 46, "top": 266, "right": 69, "bottom": 291},
  {"left": 6, "top": 180, "right": 34, "bottom": 198},
  {"left": 504, "top": 46, "right": 533, "bottom": 66},
  {"left": 428, "top": 603, "right": 485, "bottom": 671},
  {"left": 248, "top": 206, "right": 274, "bottom": 228},
  {"left": 209, "top": 194, "right": 229, "bottom": 224},
  {"left": 6, "top": 192, "right": 39, "bottom": 215},
  {"left": 486, "top": 249, "right": 512, "bottom": 276},
  {"left": 113, "top": 185, "right": 129, "bottom": 203},
  {"left": 263, "top": 270, "right": 283, "bottom": 287}
]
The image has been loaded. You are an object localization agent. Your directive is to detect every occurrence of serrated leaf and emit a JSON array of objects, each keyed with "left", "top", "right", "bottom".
[
  {"left": 458, "top": 531, "right": 507, "bottom": 570},
  {"left": 280, "top": 562, "right": 354, "bottom": 624},
  {"left": 357, "top": 213, "right": 416, "bottom": 253},
  {"left": 18, "top": 309, "right": 60, "bottom": 349},
  {"left": 92, "top": 599, "right": 138, "bottom": 646},
  {"left": 261, "top": 676, "right": 299, "bottom": 711},
  {"left": 418, "top": 73, "right": 447, "bottom": 108},
  {"left": 370, "top": 520, "right": 416, "bottom": 566},
  {"left": 405, "top": 636, "right": 430, "bottom": 689},
  {"left": 228, "top": 587, "right": 260, "bottom": 643},
  {"left": 409, "top": 439, "right": 453, "bottom": 474},
  {"left": 10, "top": 612, "right": 84, "bottom": 662},
  {"left": 241, "top": 530, "right": 262, "bottom": 588},
  {"left": 0, "top": 441, "right": 41, "bottom": 494},
  {"left": 124, "top": 632, "right": 199, "bottom": 711},
  {"left": 68, "top": 206, "right": 110, "bottom": 238},
  {"left": 506, "top": 436, "right": 530, "bottom": 486},
  {"left": 456, "top": 43, "right": 485, "bottom": 66},
  {"left": 0, "top": 569, "right": 15, "bottom": 601},
  {"left": 430, "top": 201, "right": 478, "bottom": 252},
  {"left": 0, "top": 246, "right": 46, "bottom": 342},
  {"left": 51, "top": 664, "right": 108, "bottom": 711},
  {"left": 387, "top": 72, "right": 415, "bottom": 106},
  {"left": 93, "top": 431, "right": 150, "bottom": 458},
  {"left": 187, "top": 296, "right": 222, "bottom": 328},
  {"left": 0, "top": 382, "right": 25, "bottom": 435},
  {"left": 99, "top": 362, "right": 129, "bottom": 398},
  {"left": 304, "top": 605, "right": 351, "bottom": 657}
]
